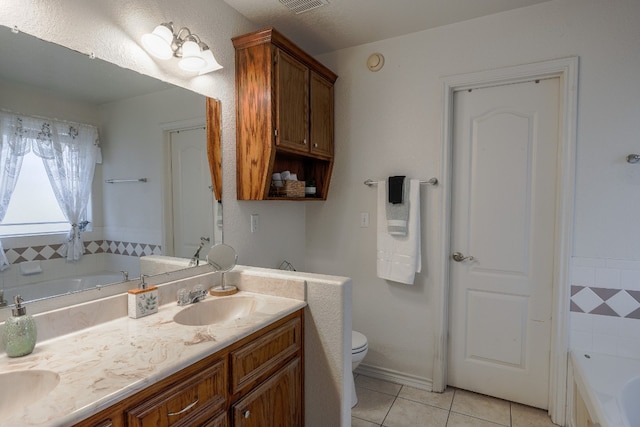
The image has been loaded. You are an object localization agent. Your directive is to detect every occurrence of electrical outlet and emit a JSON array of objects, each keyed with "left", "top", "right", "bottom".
[
  {"left": 360, "top": 212, "right": 369, "bottom": 228},
  {"left": 250, "top": 214, "right": 259, "bottom": 233}
]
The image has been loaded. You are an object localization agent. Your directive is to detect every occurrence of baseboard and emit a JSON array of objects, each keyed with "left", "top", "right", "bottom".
[{"left": 355, "top": 363, "right": 433, "bottom": 391}]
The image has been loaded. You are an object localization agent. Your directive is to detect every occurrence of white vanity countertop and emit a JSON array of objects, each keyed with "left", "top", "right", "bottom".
[{"left": 0, "top": 291, "right": 306, "bottom": 426}]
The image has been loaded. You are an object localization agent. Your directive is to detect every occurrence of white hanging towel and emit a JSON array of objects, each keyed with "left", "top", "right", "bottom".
[{"left": 376, "top": 179, "right": 422, "bottom": 284}]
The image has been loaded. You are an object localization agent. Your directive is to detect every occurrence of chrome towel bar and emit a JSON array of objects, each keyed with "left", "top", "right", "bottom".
[
  {"left": 364, "top": 177, "right": 438, "bottom": 186},
  {"left": 105, "top": 178, "right": 148, "bottom": 184}
]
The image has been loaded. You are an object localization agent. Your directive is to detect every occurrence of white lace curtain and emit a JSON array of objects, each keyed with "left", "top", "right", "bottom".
[{"left": 0, "top": 111, "right": 100, "bottom": 268}]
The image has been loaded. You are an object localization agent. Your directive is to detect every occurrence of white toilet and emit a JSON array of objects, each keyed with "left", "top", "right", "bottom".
[{"left": 351, "top": 330, "right": 369, "bottom": 407}]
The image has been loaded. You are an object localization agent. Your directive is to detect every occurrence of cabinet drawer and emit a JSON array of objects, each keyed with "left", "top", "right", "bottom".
[
  {"left": 126, "top": 358, "right": 227, "bottom": 427},
  {"left": 230, "top": 317, "right": 301, "bottom": 395}
]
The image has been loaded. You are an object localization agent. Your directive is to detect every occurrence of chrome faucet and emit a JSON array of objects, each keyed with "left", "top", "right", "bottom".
[
  {"left": 189, "top": 237, "right": 210, "bottom": 267},
  {"left": 177, "top": 285, "right": 207, "bottom": 306}
]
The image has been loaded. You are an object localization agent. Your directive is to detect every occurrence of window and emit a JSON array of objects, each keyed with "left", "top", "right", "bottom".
[
  {"left": 0, "top": 150, "right": 91, "bottom": 236},
  {"left": 0, "top": 111, "right": 99, "bottom": 265}
]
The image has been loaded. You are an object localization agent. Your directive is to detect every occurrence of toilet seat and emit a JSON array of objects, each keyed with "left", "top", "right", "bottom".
[{"left": 352, "top": 330, "right": 368, "bottom": 354}]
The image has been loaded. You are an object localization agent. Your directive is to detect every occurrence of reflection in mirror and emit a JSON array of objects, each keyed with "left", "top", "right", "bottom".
[
  {"left": 0, "top": 26, "right": 222, "bottom": 310},
  {"left": 207, "top": 243, "right": 238, "bottom": 272},
  {"left": 208, "top": 244, "right": 238, "bottom": 296}
]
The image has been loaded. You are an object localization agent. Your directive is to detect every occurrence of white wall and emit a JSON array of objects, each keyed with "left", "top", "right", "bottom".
[
  {"left": 99, "top": 87, "right": 204, "bottom": 245},
  {"left": 0, "top": 0, "right": 308, "bottom": 272},
  {"left": 308, "top": 0, "right": 640, "bottom": 385}
]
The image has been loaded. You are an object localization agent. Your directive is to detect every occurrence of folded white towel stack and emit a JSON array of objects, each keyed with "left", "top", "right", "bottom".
[{"left": 376, "top": 179, "right": 422, "bottom": 284}]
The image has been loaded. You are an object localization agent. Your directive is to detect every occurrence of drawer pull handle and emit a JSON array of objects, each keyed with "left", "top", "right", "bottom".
[
  {"left": 244, "top": 410, "right": 251, "bottom": 418},
  {"left": 168, "top": 397, "right": 199, "bottom": 416}
]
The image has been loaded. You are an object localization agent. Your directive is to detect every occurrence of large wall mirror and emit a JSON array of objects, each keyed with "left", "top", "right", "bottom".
[{"left": 0, "top": 25, "right": 222, "bottom": 309}]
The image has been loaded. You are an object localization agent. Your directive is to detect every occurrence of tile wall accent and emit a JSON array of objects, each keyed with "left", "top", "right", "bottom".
[
  {"left": 571, "top": 286, "right": 640, "bottom": 318},
  {"left": 570, "top": 257, "right": 640, "bottom": 357},
  {"left": 3, "top": 240, "right": 162, "bottom": 264}
]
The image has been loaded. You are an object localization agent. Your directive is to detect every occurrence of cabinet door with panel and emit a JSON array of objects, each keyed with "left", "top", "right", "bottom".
[
  {"left": 232, "top": 358, "right": 302, "bottom": 427},
  {"left": 275, "top": 49, "right": 309, "bottom": 154},
  {"left": 309, "top": 71, "right": 334, "bottom": 158}
]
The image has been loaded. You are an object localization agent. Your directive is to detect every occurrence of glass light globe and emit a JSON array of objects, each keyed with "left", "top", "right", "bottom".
[
  {"left": 179, "top": 40, "right": 206, "bottom": 71},
  {"left": 141, "top": 24, "right": 174, "bottom": 60},
  {"left": 199, "top": 49, "right": 223, "bottom": 74}
]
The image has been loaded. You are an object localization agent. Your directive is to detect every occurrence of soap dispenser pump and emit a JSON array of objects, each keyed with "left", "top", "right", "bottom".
[{"left": 3, "top": 295, "right": 37, "bottom": 357}]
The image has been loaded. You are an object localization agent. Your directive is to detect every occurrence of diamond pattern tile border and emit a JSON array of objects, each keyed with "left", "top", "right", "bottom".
[
  {"left": 571, "top": 285, "right": 640, "bottom": 319},
  {"left": 3, "top": 240, "right": 162, "bottom": 264}
]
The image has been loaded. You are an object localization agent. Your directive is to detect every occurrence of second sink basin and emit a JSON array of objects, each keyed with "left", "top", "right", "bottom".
[
  {"left": 0, "top": 370, "right": 60, "bottom": 417},
  {"left": 173, "top": 295, "right": 259, "bottom": 326}
]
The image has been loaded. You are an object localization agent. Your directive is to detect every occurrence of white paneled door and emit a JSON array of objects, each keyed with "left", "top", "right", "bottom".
[
  {"left": 170, "top": 127, "right": 215, "bottom": 259},
  {"left": 448, "top": 78, "right": 560, "bottom": 409}
]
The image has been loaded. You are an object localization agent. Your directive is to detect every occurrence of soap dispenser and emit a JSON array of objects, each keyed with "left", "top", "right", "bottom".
[{"left": 3, "top": 295, "right": 36, "bottom": 357}]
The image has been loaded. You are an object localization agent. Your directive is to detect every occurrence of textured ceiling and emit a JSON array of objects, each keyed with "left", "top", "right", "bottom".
[{"left": 222, "top": 0, "right": 553, "bottom": 55}]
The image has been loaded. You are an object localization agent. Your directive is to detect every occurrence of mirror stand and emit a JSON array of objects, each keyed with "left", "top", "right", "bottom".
[{"left": 207, "top": 243, "right": 238, "bottom": 296}]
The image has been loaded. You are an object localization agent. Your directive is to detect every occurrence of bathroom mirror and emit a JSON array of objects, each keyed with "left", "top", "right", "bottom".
[
  {"left": 207, "top": 244, "right": 238, "bottom": 272},
  {"left": 0, "top": 26, "right": 222, "bottom": 308}
]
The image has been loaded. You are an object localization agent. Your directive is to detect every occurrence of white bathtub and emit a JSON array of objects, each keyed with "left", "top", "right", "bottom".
[
  {"left": 2, "top": 272, "right": 126, "bottom": 303},
  {"left": 571, "top": 351, "right": 640, "bottom": 427}
]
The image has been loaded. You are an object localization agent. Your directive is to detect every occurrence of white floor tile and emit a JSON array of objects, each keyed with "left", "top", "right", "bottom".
[
  {"left": 511, "top": 403, "right": 558, "bottom": 427},
  {"left": 356, "top": 375, "right": 403, "bottom": 396},
  {"left": 352, "top": 386, "right": 396, "bottom": 424},
  {"left": 450, "top": 390, "right": 510, "bottom": 426},
  {"left": 351, "top": 375, "right": 561, "bottom": 427},
  {"left": 446, "top": 412, "right": 505, "bottom": 427},
  {"left": 382, "top": 397, "right": 449, "bottom": 427},
  {"left": 399, "top": 386, "right": 454, "bottom": 410}
]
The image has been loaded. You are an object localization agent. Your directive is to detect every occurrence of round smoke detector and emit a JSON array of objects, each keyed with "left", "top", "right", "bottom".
[{"left": 367, "top": 53, "right": 384, "bottom": 72}]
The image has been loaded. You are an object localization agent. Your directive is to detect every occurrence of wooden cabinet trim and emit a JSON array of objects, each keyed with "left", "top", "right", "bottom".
[
  {"left": 126, "top": 358, "right": 227, "bottom": 427},
  {"left": 232, "top": 27, "right": 337, "bottom": 84},
  {"left": 230, "top": 317, "right": 301, "bottom": 396},
  {"left": 231, "top": 357, "right": 302, "bottom": 427}
]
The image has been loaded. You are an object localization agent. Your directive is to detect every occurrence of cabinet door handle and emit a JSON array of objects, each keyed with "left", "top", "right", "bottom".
[
  {"left": 313, "top": 143, "right": 318, "bottom": 148},
  {"left": 167, "top": 397, "right": 199, "bottom": 416},
  {"left": 303, "top": 139, "right": 307, "bottom": 145},
  {"left": 244, "top": 410, "right": 251, "bottom": 418}
]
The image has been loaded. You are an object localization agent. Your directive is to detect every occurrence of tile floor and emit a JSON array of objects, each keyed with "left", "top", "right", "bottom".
[{"left": 351, "top": 374, "right": 560, "bottom": 427}]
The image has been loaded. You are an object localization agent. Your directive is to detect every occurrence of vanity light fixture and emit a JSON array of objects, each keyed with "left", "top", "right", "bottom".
[{"left": 141, "top": 22, "right": 222, "bottom": 75}]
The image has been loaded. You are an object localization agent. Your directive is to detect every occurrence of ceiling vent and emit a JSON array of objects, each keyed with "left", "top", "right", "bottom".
[{"left": 279, "top": 0, "right": 329, "bottom": 14}]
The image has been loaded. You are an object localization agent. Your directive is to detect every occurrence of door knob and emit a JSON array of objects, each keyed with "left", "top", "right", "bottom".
[{"left": 452, "top": 252, "right": 474, "bottom": 262}]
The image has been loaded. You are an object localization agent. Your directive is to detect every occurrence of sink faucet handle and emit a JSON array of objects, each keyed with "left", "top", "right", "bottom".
[
  {"left": 140, "top": 274, "right": 149, "bottom": 290},
  {"left": 177, "top": 288, "right": 189, "bottom": 305}
]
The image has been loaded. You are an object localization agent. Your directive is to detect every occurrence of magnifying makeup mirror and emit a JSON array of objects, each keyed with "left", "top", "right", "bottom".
[{"left": 207, "top": 244, "right": 238, "bottom": 296}]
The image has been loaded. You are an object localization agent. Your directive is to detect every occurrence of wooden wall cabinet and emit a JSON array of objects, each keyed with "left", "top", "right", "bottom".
[
  {"left": 233, "top": 27, "right": 338, "bottom": 200},
  {"left": 74, "top": 311, "right": 303, "bottom": 427}
]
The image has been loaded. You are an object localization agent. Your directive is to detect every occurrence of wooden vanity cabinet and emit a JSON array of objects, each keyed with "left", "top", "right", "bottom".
[
  {"left": 74, "top": 310, "right": 303, "bottom": 427},
  {"left": 233, "top": 27, "right": 337, "bottom": 200},
  {"left": 232, "top": 358, "right": 301, "bottom": 427},
  {"left": 125, "top": 359, "right": 227, "bottom": 426}
]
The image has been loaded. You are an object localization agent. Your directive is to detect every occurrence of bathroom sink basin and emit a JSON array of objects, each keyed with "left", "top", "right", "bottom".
[
  {"left": 0, "top": 370, "right": 60, "bottom": 417},
  {"left": 173, "top": 296, "right": 259, "bottom": 326}
]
